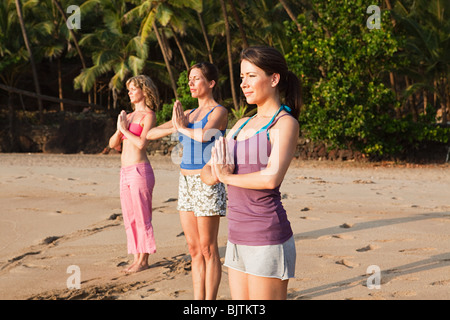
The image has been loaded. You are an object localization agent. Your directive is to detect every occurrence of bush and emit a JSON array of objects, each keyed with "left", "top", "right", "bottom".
[{"left": 285, "top": 0, "right": 449, "bottom": 158}]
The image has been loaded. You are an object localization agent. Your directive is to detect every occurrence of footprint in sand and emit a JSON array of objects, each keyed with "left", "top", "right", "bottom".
[
  {"left": 169, "top": 290, "right": 186, "bottom": 298},
  {"left": 333, "top": 234, "right": 354, "bottom": 240},
  {"left": 336, "top": 259, "right": 359, "bottom": 268},
  {"left": 353, "top": 179, "right": 375, "bottom": 184},
  {"left": 356, "top": 244, "right": 379, "bottom": 252},
  {"left": 391, "top": 290, "right": 417, "bottom": 298},
  {"left": 431, "top": 279, "right": 450, "bottom": 286}
]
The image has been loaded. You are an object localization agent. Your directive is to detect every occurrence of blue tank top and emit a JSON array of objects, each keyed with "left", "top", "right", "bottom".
[{"left": 179, "top": 106, "right": 226, "bottom": 170}]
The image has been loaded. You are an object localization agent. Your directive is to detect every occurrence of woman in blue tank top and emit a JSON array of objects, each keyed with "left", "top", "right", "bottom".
[
  {"left": 202, "top": 46, "right": 301, "bottom": 300},
  {"left": 147, "top": 62, "right": 228, "bottom": 300}
]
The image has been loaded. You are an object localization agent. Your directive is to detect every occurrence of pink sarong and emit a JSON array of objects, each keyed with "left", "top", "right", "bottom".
[{"left": 120, "top": 162, "right": 156, "bottom": 254}]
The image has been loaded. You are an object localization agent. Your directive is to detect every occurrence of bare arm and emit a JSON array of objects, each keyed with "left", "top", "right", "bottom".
[
  {"left": 174, "top": 101, "right": 228, "bottom": 143},
  {"left": 146, "top": 118, "right": 177, "bottom": 140},
  {"left": 213, "top": 116, "right": 299, "bottom": 190},
  {"left": 109, "top": 130, "right": 122, "bottom": 149},
  {"left": 120, "top": 111, "right": 156, "bottom": 150}
]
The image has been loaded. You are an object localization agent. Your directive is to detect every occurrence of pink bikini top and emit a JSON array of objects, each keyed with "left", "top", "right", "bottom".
[{"left": 121, "top": 112, "right": 147, "bottom": 140}]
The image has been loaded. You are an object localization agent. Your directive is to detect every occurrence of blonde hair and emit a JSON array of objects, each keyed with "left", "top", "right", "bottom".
[{"left": 126, "top": 75, "right": 160, "bottom": 111}]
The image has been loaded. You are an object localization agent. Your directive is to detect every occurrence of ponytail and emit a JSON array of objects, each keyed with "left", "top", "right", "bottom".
[
  {"left": 240, "top": 46, "right": 302, "bottom": 120},
  {"left": 284, "top": 71, "right": 302, "bottom": 119}
]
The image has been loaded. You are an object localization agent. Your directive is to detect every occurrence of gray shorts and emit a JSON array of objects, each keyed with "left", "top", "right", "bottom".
[
  {"left": 177, "top": 173, "right": 227, "bottom": 217},
  {"left": 224, "top": 236, "right": 296, "bottom": 280}
]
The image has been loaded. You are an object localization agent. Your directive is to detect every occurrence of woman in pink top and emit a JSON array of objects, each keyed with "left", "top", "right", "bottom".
[
  {"left": 109, "top": 75, "right": 159, "bottom": 273},
  {"left": 202, "top": 46, "right": 301, "bottom": 299}
]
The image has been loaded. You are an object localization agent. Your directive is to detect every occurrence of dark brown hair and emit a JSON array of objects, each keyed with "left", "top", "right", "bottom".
[
  {"left": 240, "top": 46, "right": 302, "bottom": 119},
  {"left": 189, "top": 62, "right": 219, "bottom": 98}
]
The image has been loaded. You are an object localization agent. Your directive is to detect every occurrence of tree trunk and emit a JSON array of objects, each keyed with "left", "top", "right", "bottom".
[
  {"left": 220, "top": 0, "right": 238, "bottom": 110},
  {"left": 279, "top": 0, "right": 302, "bottom": 32},
  {"left": 52, "top": 0, "right": 91, "bottom": 104},
  {"left": 15, "top": 0, "right": 43, "bottom": 123},
  {"left": 57, "top": 57, "right": 64, "bottom": 111},
  {"left": 228, "top": 0, "right": 248, "bottom": 49},
  {"left": 7, "top": 92, "right": 18, "bottom": 151},
  {"left": 170, "top": 25, "right": 189, "bottom": 71},
  {"left": 405, "top": 76, "right": 418, "bottom": 121},
  {"left": 389, "top": 72, "right": 400, "bottom": 118},
  {"left": 441, "top": 77, "right": 448, "bottom": 125},
  {"left": 197, "top": 11, "right": 213, "bottom": 64},
  {"left": 153, "top": 21, "right": 178, "bottom": 99},
  {"left": 0, "top": 83, "right": 101, "bottom": 109}
]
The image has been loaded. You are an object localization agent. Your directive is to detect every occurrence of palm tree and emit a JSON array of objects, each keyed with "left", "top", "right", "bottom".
[
  {"left": 394, "top": 0, "right": 450, "bottom": 124},
  {"left": 14, "top": 0, "right": 43, "bottom": 123},
  {"left": 166, "top": 0, "right": 205, "bottom": 71},
  {"left": 125, "top": 1, "right": 179, "bottom": 99},
  {"left": 220, "top": 0, "right": 239, "bottom": 110},
  {"left": 74, "top": 0, "right": 148, "bottom": 108},
  {"left": 278, "top": 0, "right": 302, "bottom": 32},
  {"left": 228, "top": 0, "right": 249, "bottom": 49},
  {"left": 0, "top": 0, "right": 29, "bottom": 150},
  {"left": 240, "top": 0, "right": 294, "bottom": 54},
  {"left": 27, "top": 0, "right": 68, "bottom": 111},
  {"left": 51, "top": 0, "right": 93, "bottom": 105},
  {"left": 196, "top": 10, "right": 213, "bottom": 63}
]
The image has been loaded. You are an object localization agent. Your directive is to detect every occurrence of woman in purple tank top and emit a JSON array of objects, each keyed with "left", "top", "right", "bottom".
[{"left": 202, "top": 46, "right": 301, "bottom": 300}]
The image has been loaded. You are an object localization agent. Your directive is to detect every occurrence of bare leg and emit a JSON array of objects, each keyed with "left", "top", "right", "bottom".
[
  {"left": 179, "top": 212, "right": 222, "bottom": 299},
  {"left": 228, "top": 267, "right": 288, "bottom": 300},
  {"left": 228, "top": 267, "right": 249, "bottom": 300},
  {"left": 248, "top": 274, "right": 288, "bottom": 300},
  {"left": 180, "top": 211, "right": 205, "bottom": 299},
  {"left": 197, "top": 216, "right": 221, "bottom": 300}
]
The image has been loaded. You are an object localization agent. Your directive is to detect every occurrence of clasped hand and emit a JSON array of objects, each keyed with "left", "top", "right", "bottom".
[
  {"left": 172, "top": 100, "right": 188, "bottom": 130},
  {"left": 117, "top": 110, "right": 128, "bottom": 134},
  {"left": 211, "top": 137, "right": 235, "bottom": 182}
]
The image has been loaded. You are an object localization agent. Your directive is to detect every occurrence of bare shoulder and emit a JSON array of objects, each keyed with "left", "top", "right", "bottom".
[
  {"left": 208, "top": 105, "right": 228, "bottom": 119},
  {"left": 271, "top": 113, "right": 299, "bottom": 138},
  {"left": 276, "top": 113, "right": 299, "bottom": 129},
  {"left": 214, "top": 105, "right": 228, "bottom": 115}
]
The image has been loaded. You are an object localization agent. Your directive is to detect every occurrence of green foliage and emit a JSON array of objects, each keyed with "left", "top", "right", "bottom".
[
  {"left": 73, "top": 0, "right": 148, "bottom": 95},
  {"left": 286, "top": 0, "right": 449, "bottom": 158}
]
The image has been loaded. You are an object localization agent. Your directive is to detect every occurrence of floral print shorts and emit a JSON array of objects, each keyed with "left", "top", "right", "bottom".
[{"left": 177, "top": 173, "right": 227, "bottom": 217}]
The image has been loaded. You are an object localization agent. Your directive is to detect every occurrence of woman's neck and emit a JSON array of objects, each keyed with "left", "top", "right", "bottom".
[
  {"left": 197, "top": 95, "right": 217, "bottom": 110},
  {"left": 256, "top": 97, "right": 281, "bottom": 118},
  {"left": 134, "top": 101, "right": 148, "bottom": 112}
]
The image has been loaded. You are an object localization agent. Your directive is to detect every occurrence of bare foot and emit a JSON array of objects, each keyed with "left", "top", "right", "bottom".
[
  {"left": 125, "top": 263, "right": 149, "bottom": 274},
  {"left": 121, "top": 260, "right": 138, "bottom": 273}
]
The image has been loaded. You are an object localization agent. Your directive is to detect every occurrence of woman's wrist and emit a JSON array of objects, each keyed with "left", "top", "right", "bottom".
[{"left": 218, "top": 170, "right": 231, "bottom": 185}]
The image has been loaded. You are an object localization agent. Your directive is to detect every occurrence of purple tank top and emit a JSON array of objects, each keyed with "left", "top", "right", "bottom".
[{"left": 226, "top": 113, "right": 293, "bottom": 246}]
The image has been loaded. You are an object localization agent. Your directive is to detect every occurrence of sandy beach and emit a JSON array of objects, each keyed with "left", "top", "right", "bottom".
[{"left": 0, "top": 153, "right": 449, "bottom": 300}]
